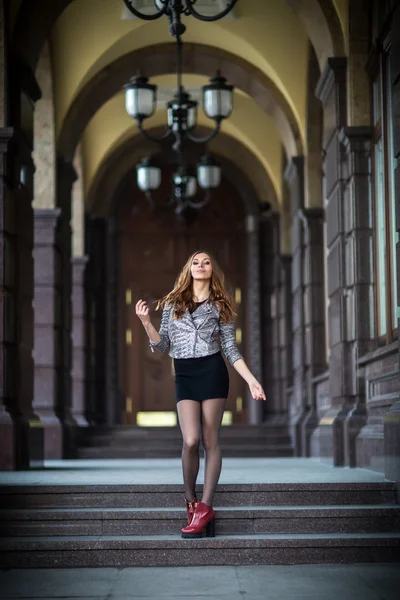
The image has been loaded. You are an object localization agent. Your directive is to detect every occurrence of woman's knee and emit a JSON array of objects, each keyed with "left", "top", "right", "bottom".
[
  {"left": 202, "top": 433, "right": 219, "bottom": 452},
  {"left": 183, "top": 436, "right": 200, "bottom": 452}
]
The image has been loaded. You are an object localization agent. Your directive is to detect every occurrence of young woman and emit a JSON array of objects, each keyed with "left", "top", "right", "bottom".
[{"left": 135, "top": 250, "right": 266, "bottom": 538}]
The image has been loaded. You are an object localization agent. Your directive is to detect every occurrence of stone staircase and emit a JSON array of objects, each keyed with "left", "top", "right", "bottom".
[
  {"left": 1, "top": 481, "right": 399, "bottom": 567},
  {"left": 77, "top": 424, "right": 294, "bottom": 459}
]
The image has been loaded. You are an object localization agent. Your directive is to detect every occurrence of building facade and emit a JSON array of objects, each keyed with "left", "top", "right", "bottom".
[{"left": 0, "top": 0, "right": 399, "bottom": 478}]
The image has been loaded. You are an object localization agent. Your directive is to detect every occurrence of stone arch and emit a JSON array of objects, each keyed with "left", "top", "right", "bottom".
[
  {"left": 87, "top": 127, "right": 278, "bottom": 216},
  {"left": 58, "top": 43, "right": 302, "bottom": 162},
  {"left": 285, "top": 0, "right": 346, "bottom": 68}
]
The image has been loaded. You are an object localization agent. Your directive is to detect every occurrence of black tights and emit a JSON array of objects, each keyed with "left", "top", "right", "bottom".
[{"left": 177, "top": 398, "right": 226, "bottom": 506}]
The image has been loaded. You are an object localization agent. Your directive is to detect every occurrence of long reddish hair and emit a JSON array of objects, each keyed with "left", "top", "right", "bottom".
[{"left": 156, "top": 250, "right": 236, "bottom": 323}]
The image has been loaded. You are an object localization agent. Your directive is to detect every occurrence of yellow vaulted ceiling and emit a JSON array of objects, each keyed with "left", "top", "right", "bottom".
[
  {"left": 333, "top": 0, "right": 349, "bottom": 47},
  {"left": 82, "top": 77, "right": 282, "bottom": 203},
  {"left": 51, "top": 0, "right": 309, "bottom": 145}
]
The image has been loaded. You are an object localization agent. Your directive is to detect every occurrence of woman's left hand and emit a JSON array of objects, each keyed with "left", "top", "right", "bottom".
[{"left": 248, "top": 379, "right": 266, "bottom": 401}]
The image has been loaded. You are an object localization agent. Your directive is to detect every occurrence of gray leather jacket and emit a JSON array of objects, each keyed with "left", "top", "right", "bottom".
[{"left": 149, "top": 301, "right": 243, "bottom": 366}]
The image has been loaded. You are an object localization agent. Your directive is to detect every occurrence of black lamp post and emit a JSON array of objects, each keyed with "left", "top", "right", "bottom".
[{"left": 123, "top": 0, "right": 236, "bottom": 211}]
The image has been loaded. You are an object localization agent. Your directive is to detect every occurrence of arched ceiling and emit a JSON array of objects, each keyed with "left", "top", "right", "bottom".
[
  {"left": 50, "top": 0, "right": 310, "bottom": 145},
  {"left": 10, "top": 0, "right": 347, "bottom": 214},
  {"left": 334, "top": 0, "right": 349, "bottom": 49},
  {"left": 82, "top": 81, "right": 283, "bottom": 201},
  {"left": 57, "top": 42, "right": 302, "bottom": 161}
]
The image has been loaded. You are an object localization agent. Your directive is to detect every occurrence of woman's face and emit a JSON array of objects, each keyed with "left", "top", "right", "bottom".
[{"left": 191, "top": 252, "right": 213, "bottom": 282}]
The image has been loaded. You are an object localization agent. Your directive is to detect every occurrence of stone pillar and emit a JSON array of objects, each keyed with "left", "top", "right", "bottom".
[
  {"left": 285, "top": 157, "right": 306, "bottom": 454},
  {"left": 71, "top": 256, "right": 89, "bottom": 428},
  {"left": 335, "top": 127, "right": 375, "bottom": 467},
  {"left": 300, "top": 207, "right": 326, "bottom": 455},
  {"left": 384, "top": 4, "right": 400, "bottom": 482},
  {"left": 259, "top": 212, "right": 279, "bottom": 420},
  {"left": 0, "top": 128, "right": 37, "bottom": 469},
  {"left": 260, "top": 212, "right": 292, "bottom": 422},
  {"left": 245, "top": 213, "right": 263, "bottom": 424},
  {"left": 33, "top": 208, "right": 63, "bottom": 459},
  {"left": 87, "top": 217, "right": 107, "bottom": 425},
  {"left": 278, "top": 255, "right": 293, "bottom": 416},
  {"left": 315, "top": 58, "right": 349, "bottom": 466},
  {"left": 56, "top": 158, "right": 77, "bottom": 455}
]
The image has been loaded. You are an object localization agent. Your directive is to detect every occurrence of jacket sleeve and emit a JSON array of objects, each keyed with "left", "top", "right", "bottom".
[
  {"left": 219, "top": 319, "right": 243, "bottom": 366},
  {"left": 149, "top": 304, "right": 171, "bottom": 353}
]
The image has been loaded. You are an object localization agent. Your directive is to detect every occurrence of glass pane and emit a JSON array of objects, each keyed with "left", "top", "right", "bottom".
[
  {"left": 386, "top": 59, "right": 400, "bottom": 330},
  {"left": 375, "top": 138, "right": 387, "bottom": 336}
]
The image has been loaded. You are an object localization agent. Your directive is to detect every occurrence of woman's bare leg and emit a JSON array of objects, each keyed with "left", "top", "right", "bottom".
[
  {"left": 177, "top": 399, "right": 202, "bottom": 502},
  {"left": 201, "top": 397, "right": 226, "bottom": 506}
]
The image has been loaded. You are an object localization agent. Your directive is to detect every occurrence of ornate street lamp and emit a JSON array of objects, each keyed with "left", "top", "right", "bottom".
[{"left": 123, "top": 0, "right": 235, "bottom": 211}]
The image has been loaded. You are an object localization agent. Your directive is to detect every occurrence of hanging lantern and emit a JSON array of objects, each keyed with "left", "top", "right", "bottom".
[
  {"left": 136, "top": 157, "right": 162, "bottom": 192},
  {"left": 197, "top": 155, "right": 221, "bottom": 189},
  {"left": 125, "top": 75, "right": 157, "bottom": 120},
  {"left": 202, "top": 71, "right": 233, "bottom": 120}
]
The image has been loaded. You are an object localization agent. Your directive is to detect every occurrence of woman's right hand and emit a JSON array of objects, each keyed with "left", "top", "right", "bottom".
[{"left": 135, "top": 299, "right": 151, "bottom": 326}]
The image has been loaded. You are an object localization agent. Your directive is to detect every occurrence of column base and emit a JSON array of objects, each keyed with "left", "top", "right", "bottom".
[
  {"left": 301, "top": 410, "right": 320, "bottom": 457},
  {"left": 310, "top": 425, "right": 321, "bottom": 457},
  {"left": 0, "top": 408, "right": 30, "bottom": 470},
  {"left": 313, "top": 403, "right": 354, "bottom": 466},
  {"left": 384, "top": 401, "right": 400, "bottom": 480},
  {"left": 346, "top": 403, "right": 367, "bottom": 468},
  {"left": 289, "top": 409, "right": 308, "bottom": 456},
  {"left": 62, "top": 412, "right": 79, "bottom": 458},
  {"left": 29, "top": 413, "right": 63, "bottom": 465},
  {"left": 356, "top": 421, "right": 385, "bottom": 473}
]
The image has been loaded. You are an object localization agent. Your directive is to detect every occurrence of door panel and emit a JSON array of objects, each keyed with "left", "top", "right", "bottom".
[{"left": 117, "top": 173, "right": 247, "bottom": 425}]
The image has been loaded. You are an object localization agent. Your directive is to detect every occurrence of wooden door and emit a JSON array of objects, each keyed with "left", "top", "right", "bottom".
[{"left": 117, "top": 171, "right": 247, "bottom": 425}]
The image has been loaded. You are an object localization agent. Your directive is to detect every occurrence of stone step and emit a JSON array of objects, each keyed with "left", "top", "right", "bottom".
[
  {"left": 1, "top": 505, "right": 399, "bottom": 537},
  {"left": 1, "top": 533, "right": 399, "bottom": 567},
  {"left": 0, "top": 483, "right": 395, "bottom": 509},
  {"left": 77, "top": 446, "right": 294, "bottom": 459},
  {"left": 80, "top": 436, "right": 292, "bottom": 448}
]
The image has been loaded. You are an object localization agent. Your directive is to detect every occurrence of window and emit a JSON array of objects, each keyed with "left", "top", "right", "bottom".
[{"left": 372, "top": 38, "right": 399, "bottom": 341}]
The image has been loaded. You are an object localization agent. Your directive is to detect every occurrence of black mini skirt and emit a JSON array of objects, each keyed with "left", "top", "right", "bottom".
[{"left": 174, "top": 351, "right": 229, "bottom": 402}]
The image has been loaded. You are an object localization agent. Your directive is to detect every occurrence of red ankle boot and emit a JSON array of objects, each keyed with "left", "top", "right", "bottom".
[
  {"left": 181, "top": 501, "right": 215, "bottom": 538},
  {"left": 184, "top": 497, "right": 197, "bottom": 525}
]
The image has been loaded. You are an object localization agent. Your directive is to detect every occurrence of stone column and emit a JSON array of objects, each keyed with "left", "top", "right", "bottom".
[
  {"left": 260, "top": 212, "right": 292, "bottom": 422},
  {"left": 0, "top": 128, "right": 37, "bottom": 469},
  {"left": 87, "top": 217, "right": 107, "bottom": 425},
  {"left": 300, "top": 207, "right": 326, "bottom": 455},
  {"left": 315, "top": 57, "right": 349, "bottom": 466},
  {"left": 71, "top": 256, "right": 89, "bottom": 427},
  {"left": 334, "top": 127, "right": 375, "bottom": 467},
  {"left": 278, "top": 255, "right": 293, "bottom": 416},
  {"left": 384, "top": 4, "right": 400, "bottom": 482},
  {"left": 259, "top": 212, "right": 279, "bottom": 420},
  {"left": 33, "top": 208, "right": 63, "bottom": 459},
  {"left": 245, "top": 213, "right": 263, "bottom": 424},
  {"left": 56, "top": 158, "right": 77, "bottom": 455},
  {"left": 285, "top": 157, "right": 306, "bottom": 454}
]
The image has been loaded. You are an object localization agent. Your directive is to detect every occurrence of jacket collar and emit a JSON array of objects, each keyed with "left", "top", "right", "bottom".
[{"left": 182, "top": 300, "right": 219, "bottom": 329}]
